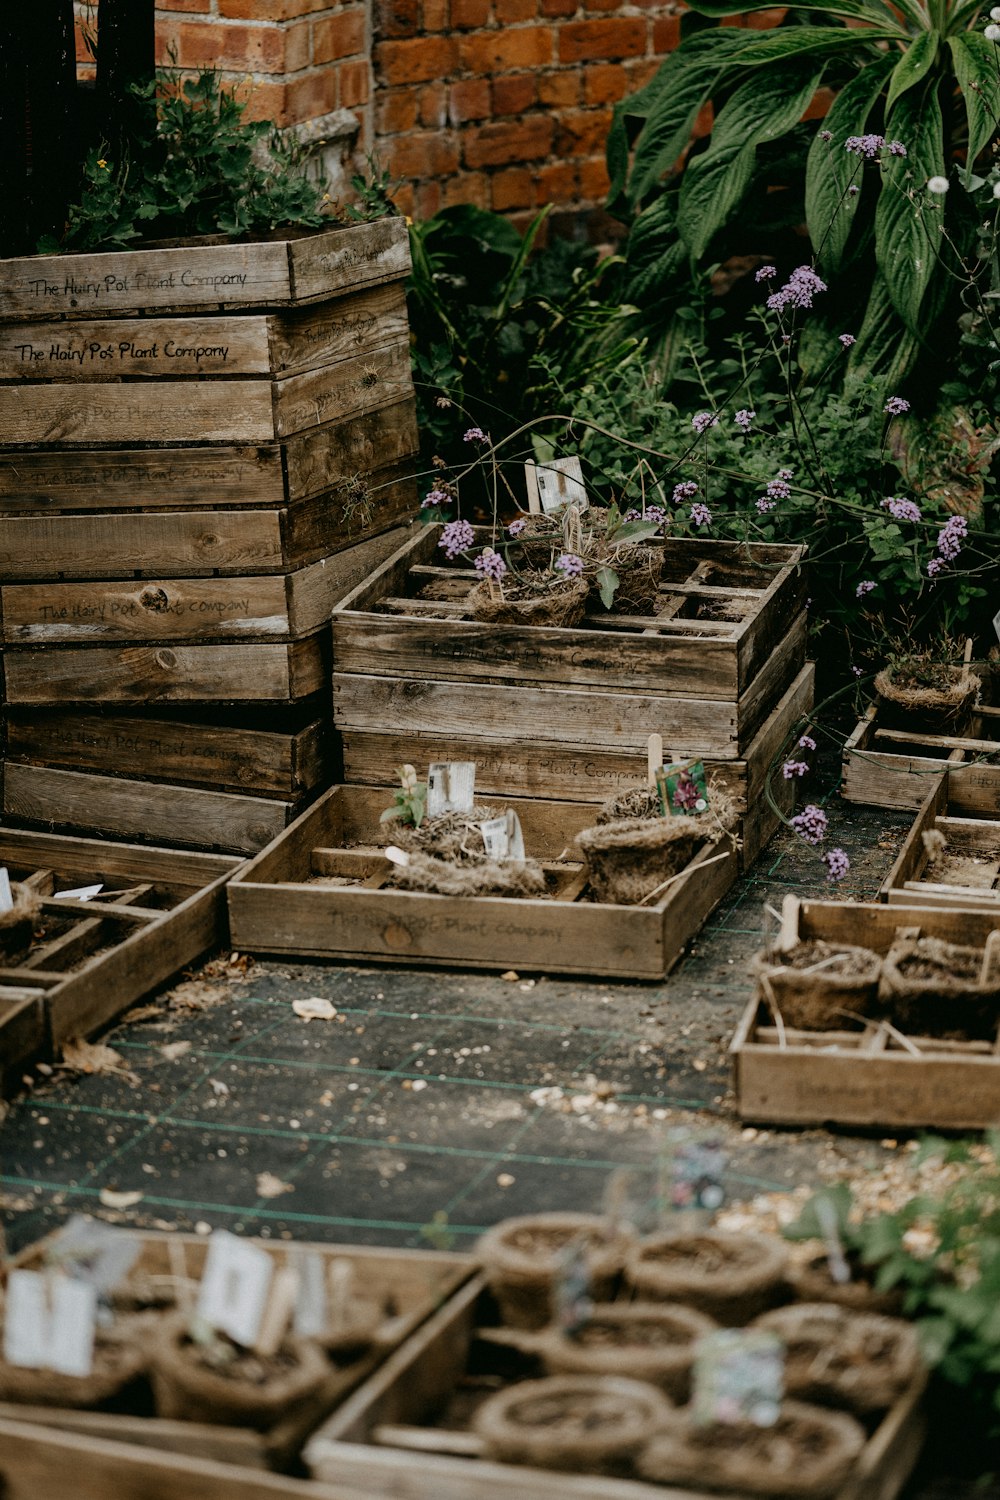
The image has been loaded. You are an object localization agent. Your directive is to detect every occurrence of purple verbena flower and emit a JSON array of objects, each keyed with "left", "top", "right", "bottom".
[
  {"left": 886, "top": 140, "right": 907, "bottom": 157},
  {"left": 689, "top": 502, "right": 712, "bottom": 528},
  {"left": 422, "top": 487, "right": 451, "bottom": 510},
  {"left": 555, "top": 552, "right": 584, "bottom": 578},
  {"left": 798, "top": 734, "right": 817, "bottom": 751},
  {"left": 839, "top": 333, "right": 856, "bottom": 348},
  {"left": 439, "top": 518, "right": 475, "bottom": 559},
  {"left": 927, "top": 557, "right": 944, "bottom": 577},
  {"left": 755, "top": 265, "right": 777, "bottom": 282},
  {"left": 507, "top": 518, "right": 526, "bottom": 536},
  {"left": 884, "top": 396, "right": 910, "bottom": 415},
  {"left": 767, "top": 265, "right": 827, "bottom": 314},
  {"left": 882, "top": 495, "right": 921, "bottom": 523},
  {"left": 852, "top": 666, "right": 863, "bottom": 678},
  {"left": 847, "top": 185, "right": 860, "bottom": 197},
  {"left": 767, "top": 477, "right": 792, "bottom": 500},
  {"left": 756, "top": 497, "right": 776, "bottom": 513},
  {"left": 824, "top": 848, "right": 850, "bottom": 882},
  {"left": 845, "top": 133, "right": 885, "bottom": 158},
  {"left": 475, "top": 548, "right": 507, "bottom": 581},
  {"left": 818, "top": 129, "right": 833, "bottom": 142},
  {"left": 856, "top": 579, "right": 875, "bottom": 598},
  {"left": 791, "top": 804, "right": 828, "bottom": 846},
  {"left": 777, "top": 467, "right": 794, "bottom": 481},
  {"left": 782, "top": 760, "right": 810, "bottom": 779},
  {"left": 936, "top": 514, "right": 968, "bottom": 561},
  {"left": 692, "top": 411, "right": 718, "bottom": 435},
  {"left": 734, "top": 409, "right": 756, "bottom": 432},
  {"left": 463, "top": 426, "right": 488, "bottom": 443},
  {"left": 672, "top": 479, "right": 699, "bottom": 503}
]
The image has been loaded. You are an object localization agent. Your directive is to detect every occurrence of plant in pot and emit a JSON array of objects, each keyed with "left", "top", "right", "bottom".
[
  {"left": 477, "top": 1212, "right": 636, "bottom": 1331},
  {"left": 625, "top": 1228, "right": 788, "bottom": 1325},
  {"left": 874, "top": 638, "right": 981, "bottom": 736},
  {"left": 782, "top": 1184, "right": 904, "bottom": 1315},
  {"left": 473, "top": 1374, "right": 674, "bottom": 1475}
]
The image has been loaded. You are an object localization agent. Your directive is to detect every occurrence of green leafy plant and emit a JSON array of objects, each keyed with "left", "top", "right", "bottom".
[
  {"left": 608, "top": 0, "right": 1000, "bottom": 385},
  {"left": 380, "top": 765, "right": 428, "bottom": 830}
]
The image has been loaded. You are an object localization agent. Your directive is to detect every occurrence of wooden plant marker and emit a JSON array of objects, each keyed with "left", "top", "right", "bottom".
[
  {"left": 255, "top": 1266, "right": 300, "bottom": 1359},
  {"left": 777, "top": 893, "right": 800, "bottom": 953},
  {"left": 980, "top": 929, "right": 1000, "bottom": 986},
  {"left": 523, "top": 461, "right": 542, "bottom": 515},
  {"left": 646, "top": 734, "right": 663, "bottom": 791}
]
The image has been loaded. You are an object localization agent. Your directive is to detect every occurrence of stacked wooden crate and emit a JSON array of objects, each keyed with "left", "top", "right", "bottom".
[
  {"left": 330, "top": 526, "right": 814, "bottom": 868},
  {"left": 0, "top": 220, "right": 419, "bottom": 853}
]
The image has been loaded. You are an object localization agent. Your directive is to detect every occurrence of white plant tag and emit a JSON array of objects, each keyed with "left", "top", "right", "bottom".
[
  {"left": 480, "top": 816, "right": 510, "bottom": 859},
  {"left": 536, "top": 456, "right": 589, "bottom": 515},
  {"left": 384, "top": 846, "right": 410, "bottom": 868},
  {"left": 54, "top": 884, "right": 103, "bottom": 901},
  {"left": 993, "top": 604, "right": 1000, "bottom": 646},
  {"left": 426, "top": 761, "right": 476, "bottom": 818},
  {"left": 4, "top": 1271, "right": 97, "bottom": 1377},
  {"left": 506, "top": 809, "right": 526, "bottom": 863},
  {"left": 196, "top": 1230, "right": 273, "bottom": 1348},
  {"left": 293, "top": 1251, "right": 329, "bottom": 1339},
  {"left": 0, "top": 868, "right": 13, "bottom": 915}
]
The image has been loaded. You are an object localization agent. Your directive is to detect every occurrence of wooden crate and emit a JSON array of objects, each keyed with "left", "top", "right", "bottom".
[
  {"left": 1, "top": 1232, "right": 473, "bottom": 1480},
  {"left": 880, "top": 772, "right": 1000, "bottom": 912},
  {"left": 340, "top": 662, "right": 816, "bottom": 871},
  {"left": 304, "top": 1274, "right": 926, "bottom": 1500},
  {"left": 0, "top": 828, "right": 239, "bottom": 1087},
  {"left": 730, "top": 897, "right": 1000, "bottom": 1130},
  {"left": 227, "top": 785, "right": 739, "bottom": 980},
  {"left": 332, "top": 528, "right": 807, "bottom": 761},
  {"left": 841, "top": 702, "right": 1000, "bottom": 814}
]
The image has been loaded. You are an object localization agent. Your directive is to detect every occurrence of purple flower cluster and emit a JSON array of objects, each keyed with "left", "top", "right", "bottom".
[
  {"left": 839, "top": 333, "right": 856, "bottom": 348},
  {"left": 438, "top": 518, "right": 475, "bottom": 559},
  {"left": 507, "top": 518, "right": 526, "bottom": 536},
  {"left": 756, "top": 497, "right": 776, "bottom": 513},
  {"left": 824, "top": 848, "right": 850, "bottom": 882},
  {"left": 791, "top": 804, "right": 828, "bottom": 845},
  {"left": 475, "top": 548, "right": 507, "bottom": 581},
  {"left": 882, "top": 495, "right": 922, "bottom": 523},
  {"left": 845, "top": 134, "right": 905, "bottom": 159},
  {"left": 798, "top": 734, "right": 817, "bottom": 751},
  {"left": 422, "top": 487, "right": 451, "bottom": 510},
  {"left": 766, "top": 265, "right": 827, "bottom": 313},
  {"left": 624, "top": 505, "right": 667, "bottom": 526},
  {"left": 766, "top": 476, "right": 792, "bottom": 500},
  {"left": 884, "top": 396, "right": 910, "bottom": 415},
  {"left": 734, "top": 409, "right": 756, "bottom": 432},
  {"left": 936, "top": 514, "right": 967, "bottom": 561},
  {"left": 856, "top": 579, "right": 875, "bottom": 598},
  {"left": 818, "top": 129, "right": 833, "bottom": 143},
  {"left": 672, "top": 479, "right": 699, "bottom": 502},
  {"left": 463, "top": 426, "right": 488, "bottom": 443},
  {"left": 782, "top": 760, "right": 810, "bottom": 779},
  {"left": 689, "top": 503, "right": 712, "bottom": 529},
  {"left": 555, "top": 552, "right": 585, "bottom": 578},
  {"left": 755, "top": 265, "right": 776, "bottom": 282},
  {"left": 692, "top": 411, "right": 719, "bottom": 435}
]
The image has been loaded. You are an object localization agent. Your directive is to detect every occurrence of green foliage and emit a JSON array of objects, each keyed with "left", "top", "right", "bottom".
[
  {"left": 607, "top": 0, "right": 1000, "bottom": 383},
  {"left": 40, "top": 70, "right": 331, "bottom": 253},
  {"left": 380, "top": 765, "right": 427, "bottom": 830}
]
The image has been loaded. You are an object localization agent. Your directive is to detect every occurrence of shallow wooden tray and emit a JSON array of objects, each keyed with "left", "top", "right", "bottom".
[
  {"left": 0, "top": 828, "right": 239, "bottom": 1091},
  {"left": 305, "top": 1274, "right": 926, "bottom": 1500},
  {"left": 227, "top": 785, "right": 739, "bottom": 980},
  {"left": 730, "top": 897, "right": 1000, "bottom": 1130},
  {"left": 880, "top": 772, "right": 1000, "bottom": 912},
  {"left": 841, "top": 703, "right": 1000, "bottom": 814},
  {"left": 0, "top": 1231, "right": 473, "bottom": 1481}
]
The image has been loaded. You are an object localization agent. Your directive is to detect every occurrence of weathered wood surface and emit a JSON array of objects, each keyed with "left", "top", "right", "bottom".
[
  {"left": 0, "top": 478, "right": 416, "bottom": 578},
  {"left": 0, "top": 996, "right": 47, "bottom": 1095},
  {"left": 842, "top": 704, "right": 1000, "bottom": 815},
  {"left": 880, "top": 774, "right": 1000, "bottom": 912},
  {"left": 6, "top": 708, "right": 329, "bottom": 796},
  {"left": 228, "top": 785, "right": 738, "bottom": 979},
  {"left": 731, "top": 896, "right": 1000, "bottom": 1129},
  {"left": 4, "top": 632, "right": 327, "bottom": 705},
  {"left": 3, "top": 764, "right": 302, "bottom": 857},
  {"left": 0, "top": 400, "right": 418, "bottom": 510},
  {"left": 0, "top": 218, "right": 410, "bottom": 320},
  {"left": 0, "top": 284, "right": 408, "bottom": 383},
  {"left": 306, "top": 1274, "right": 925, "bottom": 1500}
]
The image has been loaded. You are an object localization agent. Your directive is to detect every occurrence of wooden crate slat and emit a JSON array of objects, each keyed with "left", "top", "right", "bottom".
[
  {"left": 288, "top": 216, "right": 411, "bottom": 302},
  {"left": 879, "top": 773, "right": 1000, "bottom": 911},
  {"left": 842, "top": 704, "right": 1000, "bottom": 814}
]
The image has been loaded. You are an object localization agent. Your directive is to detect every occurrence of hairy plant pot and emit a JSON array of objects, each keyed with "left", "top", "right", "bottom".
[
  {"left": 150, "top": 1314, "right": 328, "bottom": 1429},
  {"left": 626, "top": 1230, "right": 788, "bottom": 1325},
  {"left": 467, "top": 575, "right": 589, "bottom": 628},
  {"left": 638, "top": 1399, "right": 866, "bottom": 1499},
  {"left": 473, "top": 1374, "right": 673, "bottom": 1475},
  {"left": 786, "top": 1251, "right": 904, "bottom": 1316},
  {"left": 536, "top": 1302, "right": 717, "bottom": 1402},
  {"left": 879, "top": 933, "right": 1000, "bottom": 1040},
  {"left": 477, "top": 1213, "right": 634, "bottom": 1331},
  {"left": 755, "top": 1303, "right": 922, "bottom": 1415},
  {"left": 874, "top": 664, "right": 980, "bottom": 735},
  {"left": 593, "top": 544, "right": 662, "bottom": 616},
  {"left": 0, "top": 881, "right": 41, "bottom": 964},
  {"left": 387, "top": 851, "right": 547, "bottom": 899},
  {"left": 0, "top": 1314, "right": 149, "bottom": 1410},
  {"left": 752, "top": 939, "right": 881, "bottom": 1031}
]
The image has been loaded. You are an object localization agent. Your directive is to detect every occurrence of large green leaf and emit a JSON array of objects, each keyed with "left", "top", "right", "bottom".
[
  {"left": 949, "top": 32, "right": 1000, "bottom": 174},
  {"left": 885, "top": 28, "right": 939, "bottom": 111},
  {"left": 621, "top": 31, "right": 750, "bottom": 209},
  {"left": 687, "top": 0, "right": 906, "bottom": 22},
  {"left": 728, "top": 25, "right": 901, "bottom": 66},
  {"left": 805, "top": 53, "right": 896, "bottom": 273},
  {"left": 678, "top": 63, "right": 827, "bottom": 258},
  {"left": 875, "top": 82, "right": 945, "bottom": 331}
]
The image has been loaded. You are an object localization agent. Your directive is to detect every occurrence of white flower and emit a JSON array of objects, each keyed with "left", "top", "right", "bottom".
[
  {"left": 992, "top": 6, "right": 1000, "bottom": 17},
  {"left": 926, "top": 175, "right": 950, "bottom": 194},
  {"left": 985, "top": 22, "right": 1000, "bottom": 39}
]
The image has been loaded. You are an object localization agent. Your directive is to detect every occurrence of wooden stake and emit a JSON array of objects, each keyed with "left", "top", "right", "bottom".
[
  {"left": 979, "top": 928, "right": 1000, "bottom": 986},
  {"left": 254, "top": 1265, "right": 299, "bottom": 1357},
  {"left": 777, "top": 893, "right": 800, "bottom": 953},
  {"left": 962, "top": 636, "right": 973, "bottom": 690},
  {"left": 524, "top": 461, "right": 541, "bottom": 515},
  {"left": 647, "top": 733, "right": 662, "bottom": 789}
]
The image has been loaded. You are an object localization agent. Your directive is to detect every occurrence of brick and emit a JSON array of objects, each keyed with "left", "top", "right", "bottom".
[
  {"left": 625, "top": 57, "right": 661, "bottom": 89},
  {"left": 389, "top": 129, "right": 461, "bottom": 177},
  {"left": 540, "top": 0, "right": 577, "bottom": 16},
  {"left": 451, "top": 0, "right": 492, "bottom": 24},
  {"left": 555, "top": 106, "right": 612, "bottom": 156},
  {"left": 175, "top": 19, "right": 286, "bottom": 72},
  {"left": 340, "top": 59, "right": 370, "bottom": 107},
  {"left": 449, "top": 78, "right": 492, "bottom": 123},
  {"left": 377, "top": 86, "right": 420, "bottom": 132},
  {"left": 285, "top": 18, "right": 312, "bottom": 72},
  {"left": 459, "top": 26, "right": 553, "bottom": 73},
  {"left": 537, "top": 70, "right": 579, "bottom": 107},
  {"left": 415, "top": 179, "right": 443, "bottom": 218},
  {"left": 314, "top": 11, "right": 366, "bottom": 63},
  {"left": 284, "top": 66, "right": 338, "bottom": 122},
  {"left": 495, "top": 0, "right": 536, "bottom": 19},
  {"left": 586, "top": 0, "right": 621, "bottom": 11},
  {"left": 492, "top": 167, "right": 535, "bottom": 210},
  {"left": 583, "top": 62, "right": 626, "bottom": 105},
  {"left": 418, "top": 82, "right": 449, "bottom": 127},
  {"left": 376, "top": 0, "right": 419, "bottom": 38},
  {"left": 218, "top": 0, "right": 331, "bottom": 15},
  {"left": 422, "top": 0, "right": 451, "bottom": 27},
  {"left": 537, "top": 161, "right": 578, "bottom": 203},
  {"left": 241, "top": 80, "right": 290, "bottom": 124},
  {"left": 652, "top": 15, "right": 680, "bottom": 53},
  {"left": 464, "top": 116, "right": 553, "bottom": 167},
  {"left": 159, "top": 0, "right": 213, "bottom": 12},
  {"left": 578, "top": 155, "right": 610, "bottom": 199},
  {"left": 394, "top": 181, "right": 416, "bottom": 216},
  {"left": 375, "top": 35, "right": 459, "bottom": 83},
  {"left": 559, "top": 18, "right": 645, "bottom": 62},
  {"left": 493, "top": 73, "right": 537, "bottom": 115},
  {"left": 442, "top": 171, "right": 490, "bottom": 208}
]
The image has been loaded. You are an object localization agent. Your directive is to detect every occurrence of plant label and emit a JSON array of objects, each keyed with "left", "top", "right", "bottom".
[
  {"left": 384, "top": 846, "right": 411, "bottom": 867},
  {"left": 293, "top": 1250, "right": 329, "bottom": 1339},
  {"left": 506, "top": 809, "right": 525, "bottom": 862},
  {"left": 196, "top": 1230, "right": 273, "bottom": 1348},
  {"left": 692, "top": 1329, "right": 784, "bottom": 1428},
  {"left": 480, "top": 816, "right": 510, "bottom": 859},
  {"left": 49, "top": 1213, "right": 141, "bottom": 1297},
  {"left": 255, "top": 1265, "right": 299, "bottom": 1357},
  {"left": 670, "top": 1135, "right": 727, "bottom": 1212},
  {"left": 535, "top": 456, "right": 588, "bottom": 516},
  {"left": 0, "top": 867, "right": 12, "bottom": 915},
  {"left": 993, "top": 605, "right": 1000, "bottom": 646},
  {"left": 4, "top": 1270, "right": 97, "bottom": 1377},
  {"left": 815, "top": 1196, "right": 851, "bottom": 1285},
  {"left": 54, "top": 883, "right": 104, "bottom": 901},
  {"left": 659, "top": 760, "right": 709, "bottom": 817},
  {"left": 426, "top": 761, "right": 476, "bottom": 818}
]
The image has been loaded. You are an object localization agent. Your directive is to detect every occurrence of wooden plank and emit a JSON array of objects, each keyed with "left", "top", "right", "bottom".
[
  {"left": 0, "top": 315, "right": 272, "bottom": 380},
  {"left": 0, "top": 381, "right": 276, "bottom": 446},
  {"left": 0, "top": 996, "right": 47, "bottom": 1097},
  {"left": 0, "top": 1406, "right": 266, "bottom": 1467},
  {"left": 269, "top": 282, "right": 410, "bottom": 378},
  {"left": 841, "top": 705, "right": 997, "bottom": 814},
  {"left": 4, "top": 635, "right": 327, "bottom": 704},
  {"left": 289, "top": 216, "right": 411, "bottom": 302},
  {"left": 0, "top": 826, "right": 234, "bottom": 886},
  {"left": 3, "top": 764, "right": 299, "bottom": 859},
  {"left": 283, "top": 399, "right": 418, "bottom": 504},
  {"left": 273, "top": 339, "right": 413, "bottom": 440}
]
